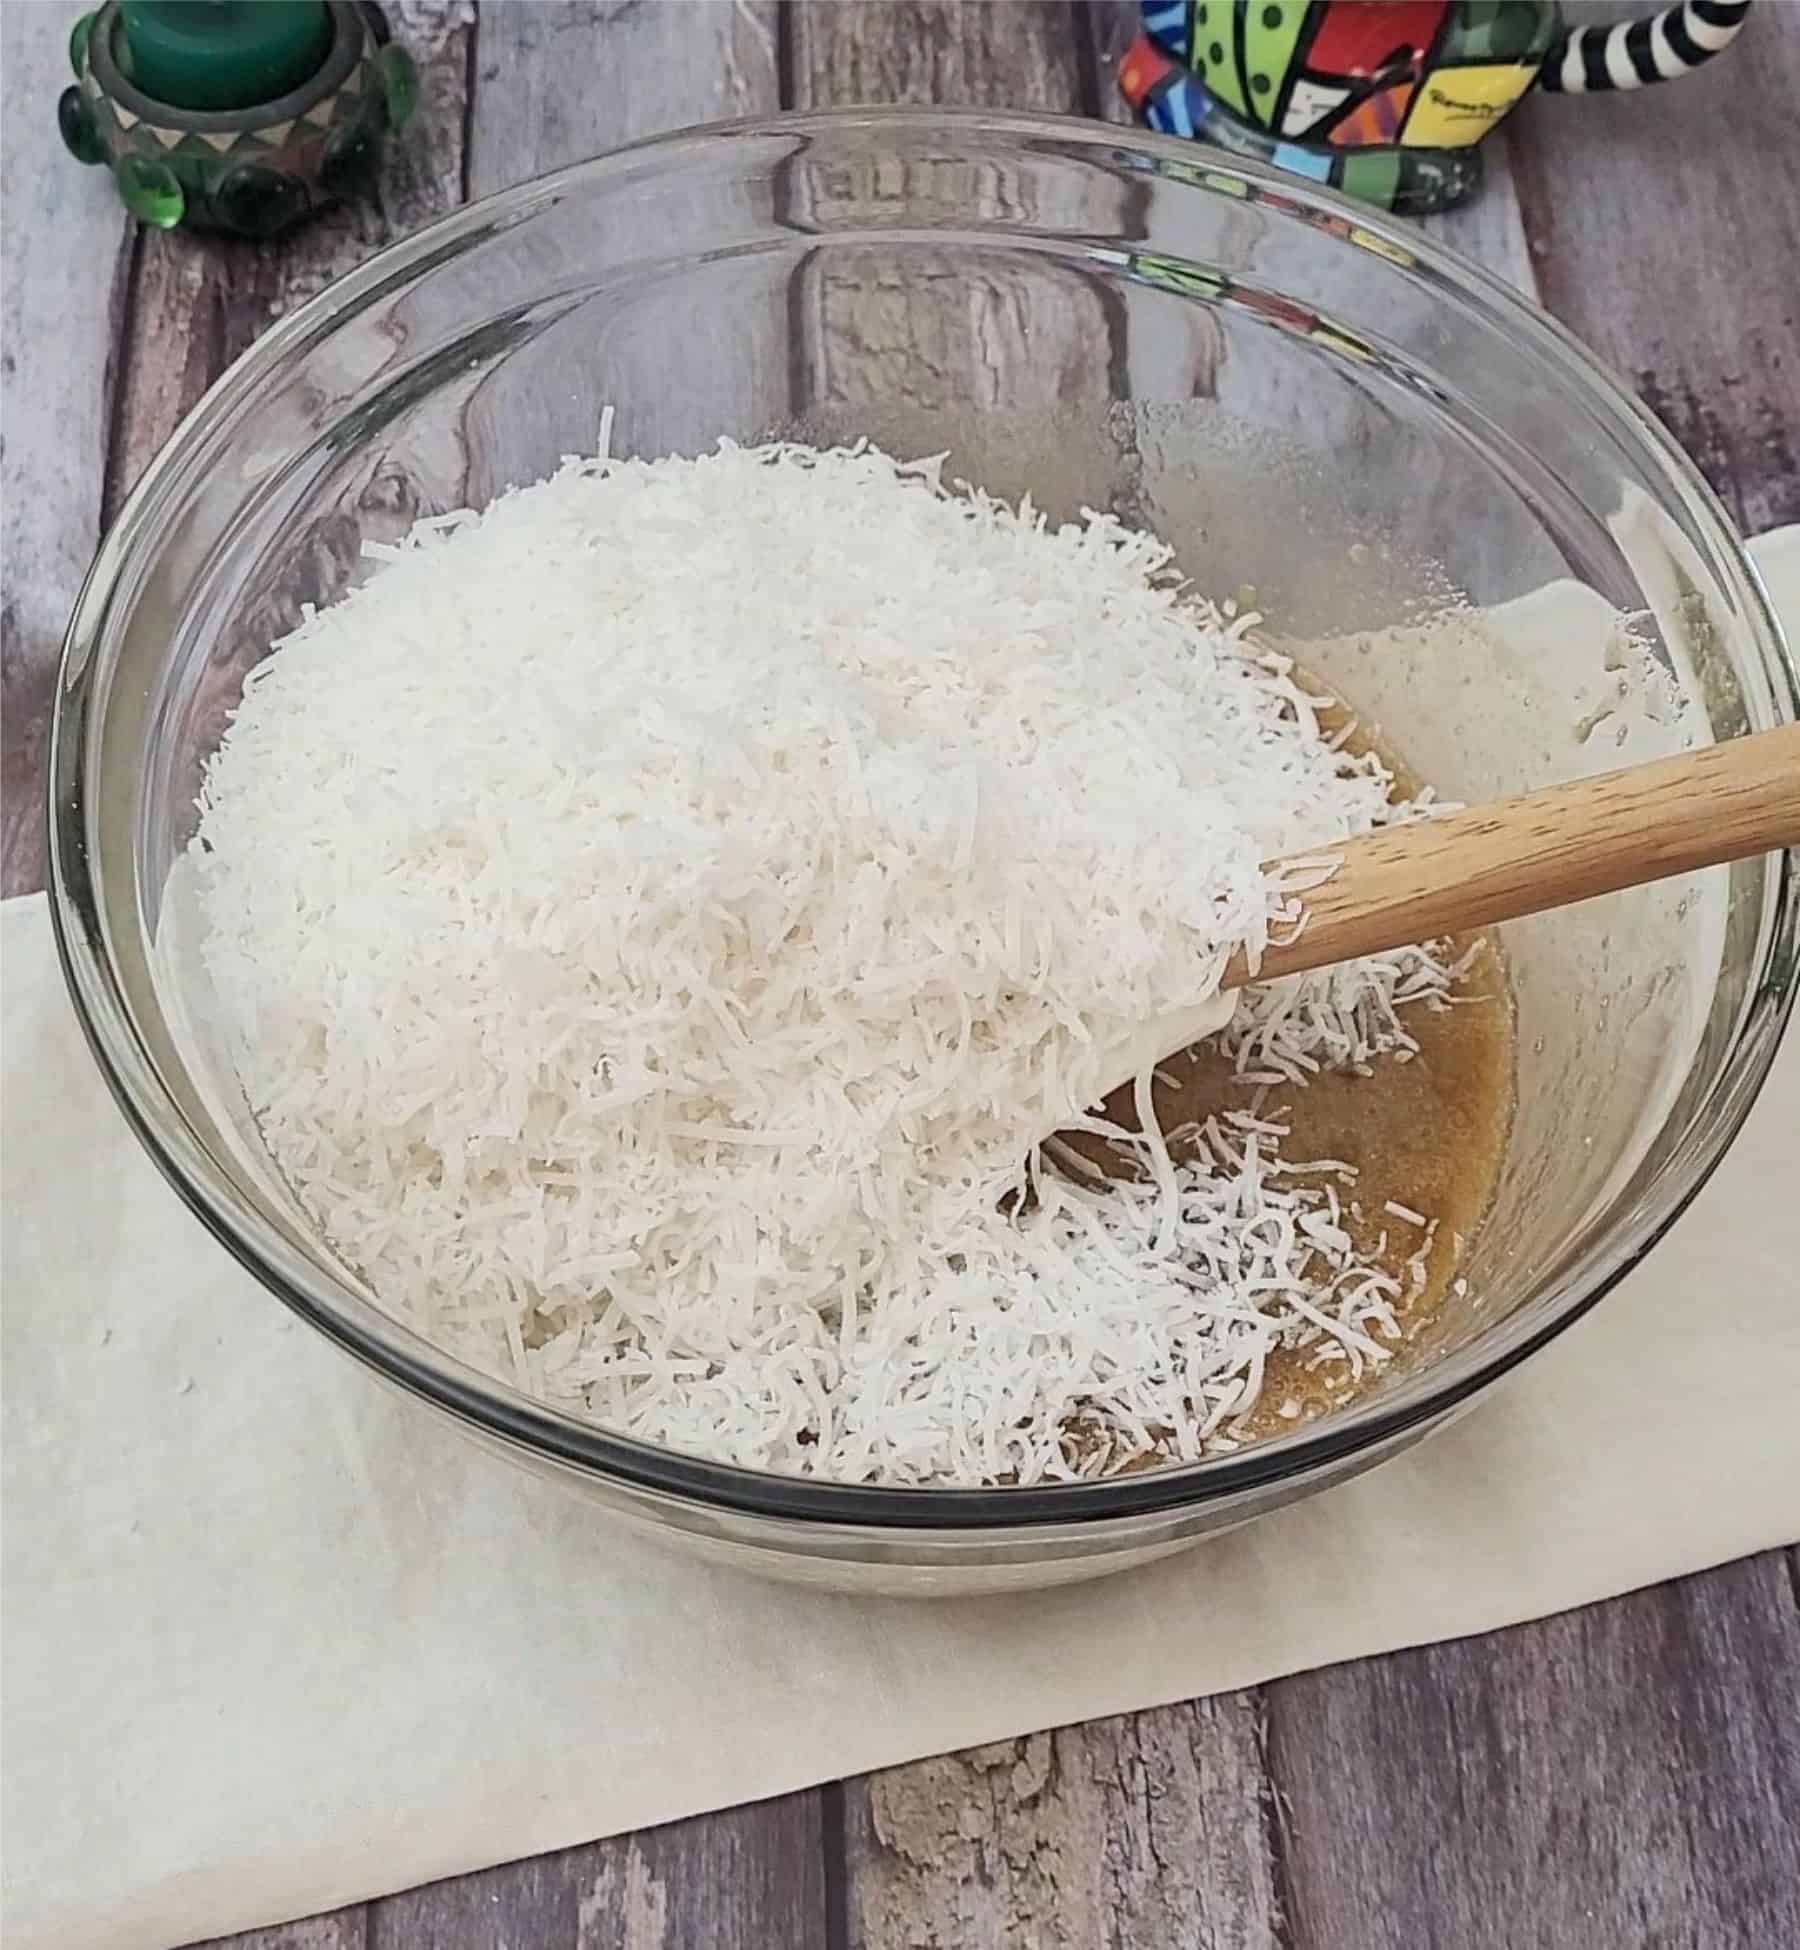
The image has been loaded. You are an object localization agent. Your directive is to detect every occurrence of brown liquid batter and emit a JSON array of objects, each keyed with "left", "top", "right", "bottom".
[{"left": 1055, "top": 685, "right": 1517, "bottom": 1465}]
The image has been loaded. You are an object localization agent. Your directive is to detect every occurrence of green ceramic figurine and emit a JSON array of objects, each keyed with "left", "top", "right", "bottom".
[
  {"left": 57, "top": 1, "right": 416, "bottom": 236},
  {"left": 1120, "top": 0, "right": 1752, "bottom": 214}
]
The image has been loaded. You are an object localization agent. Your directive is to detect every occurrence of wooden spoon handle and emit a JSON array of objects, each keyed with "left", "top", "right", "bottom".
[{"left": 1226, "top": 721, "right": 1800, "bottom": 991}]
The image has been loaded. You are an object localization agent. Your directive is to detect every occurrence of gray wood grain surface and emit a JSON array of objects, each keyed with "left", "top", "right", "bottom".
[
  {"left": 786, "top": 0, "right": 1125, "bottom": 497},
  {"left": 791, "top": 0, "right": 1087, "bottom": 107},
  {"left": 1270, "top": 1551, "right": 1800, "bottom": 1950},
  {"left": 5, "top": 5, "right": 1795, "bottom": 1948},
  {"left": 466, "top": 0, "right": 785, "bottom": 470},
  {"left": 842, "top": 1702, "right": 1285, "bottom": 1950},
  {"left": 1508, "top": 0, "right": 1800, "bottom": 536},
  {"left": 358, "top": 1792, "right": 828, "bottom": 1950},
  {"left": 0, "top": 3, "right": 131, "bottom": 897}
]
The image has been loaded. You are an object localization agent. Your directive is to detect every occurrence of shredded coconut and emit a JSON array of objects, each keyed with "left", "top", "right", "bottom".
[{"left": 193, "top": 438, "right": 1458, "bottom": 1486}]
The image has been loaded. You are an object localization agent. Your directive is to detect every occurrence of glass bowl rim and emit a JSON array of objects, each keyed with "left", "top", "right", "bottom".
[{"left": 48, "top": 107, "right": 1800, "bottom": 1534}]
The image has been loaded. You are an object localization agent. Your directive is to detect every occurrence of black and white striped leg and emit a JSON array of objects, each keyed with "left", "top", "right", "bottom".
[{"left": 1540, "top": 0, "right": 1751, "bottom": 94}]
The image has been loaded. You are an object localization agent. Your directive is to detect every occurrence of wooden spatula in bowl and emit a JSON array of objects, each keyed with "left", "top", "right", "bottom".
[
  {"left": 1223, "top": 720, "right": 1800, "bottom": 994},
  {"left": 1048, "top": 724, "right": 1800, "bottom": 1140}
]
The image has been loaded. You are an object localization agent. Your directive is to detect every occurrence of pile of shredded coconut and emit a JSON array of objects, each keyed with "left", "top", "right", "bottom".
[{"left": 193, "top": 436, "right": 1460, "bottom": 1486}]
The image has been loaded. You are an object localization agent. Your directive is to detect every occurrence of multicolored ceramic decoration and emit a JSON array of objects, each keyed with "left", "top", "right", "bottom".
[
  {"left": 58, "top": 1, "right": 416, "bottom": 237},
  {"left": 1120, "top": 1, "right": 1752, "bottom": 214}
]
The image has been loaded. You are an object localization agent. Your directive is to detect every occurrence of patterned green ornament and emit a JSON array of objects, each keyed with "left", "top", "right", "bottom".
[{"left": 57, "top": 1, "right": 415, "bottom": 239}]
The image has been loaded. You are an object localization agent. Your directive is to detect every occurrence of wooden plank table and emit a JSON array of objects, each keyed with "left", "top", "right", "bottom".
[{"left": 5, "top": 5, "right": 1797, "bottom": 1945}]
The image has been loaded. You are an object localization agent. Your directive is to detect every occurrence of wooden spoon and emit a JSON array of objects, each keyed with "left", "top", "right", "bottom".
[{"left": 1218, "top": 721, "right": 1800, "bottom": 995}]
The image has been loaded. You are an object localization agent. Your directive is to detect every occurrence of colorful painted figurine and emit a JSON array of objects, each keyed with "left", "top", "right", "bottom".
[
  {"left": 58, "top": 1, "right": 416, "bottom": 237},
  {"left": 1120, "top": 1, "right": 1752, "bottom": 214}
]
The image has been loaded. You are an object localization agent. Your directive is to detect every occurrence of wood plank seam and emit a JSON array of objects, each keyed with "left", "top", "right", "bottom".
[
  {"left": 1070, "top": 0, "right": 1108, "bottom": 116},
  {"left": 821, "top": 1778, "right": 852, "bottom": 1950},
  {"left": 777, "top": 0, "right": 802, "bottom": 109},
  {"left": 458, "top": 0, "right": 480, "bottom": 205},
  {"left": 1256, "top": 1691, "right": 1300, "bottom": 1950}
]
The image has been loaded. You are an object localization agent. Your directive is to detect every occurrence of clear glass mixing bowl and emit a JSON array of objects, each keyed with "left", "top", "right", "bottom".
[{"left": 50, "top": 112, "right": 1796, "bottom": 1594}]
